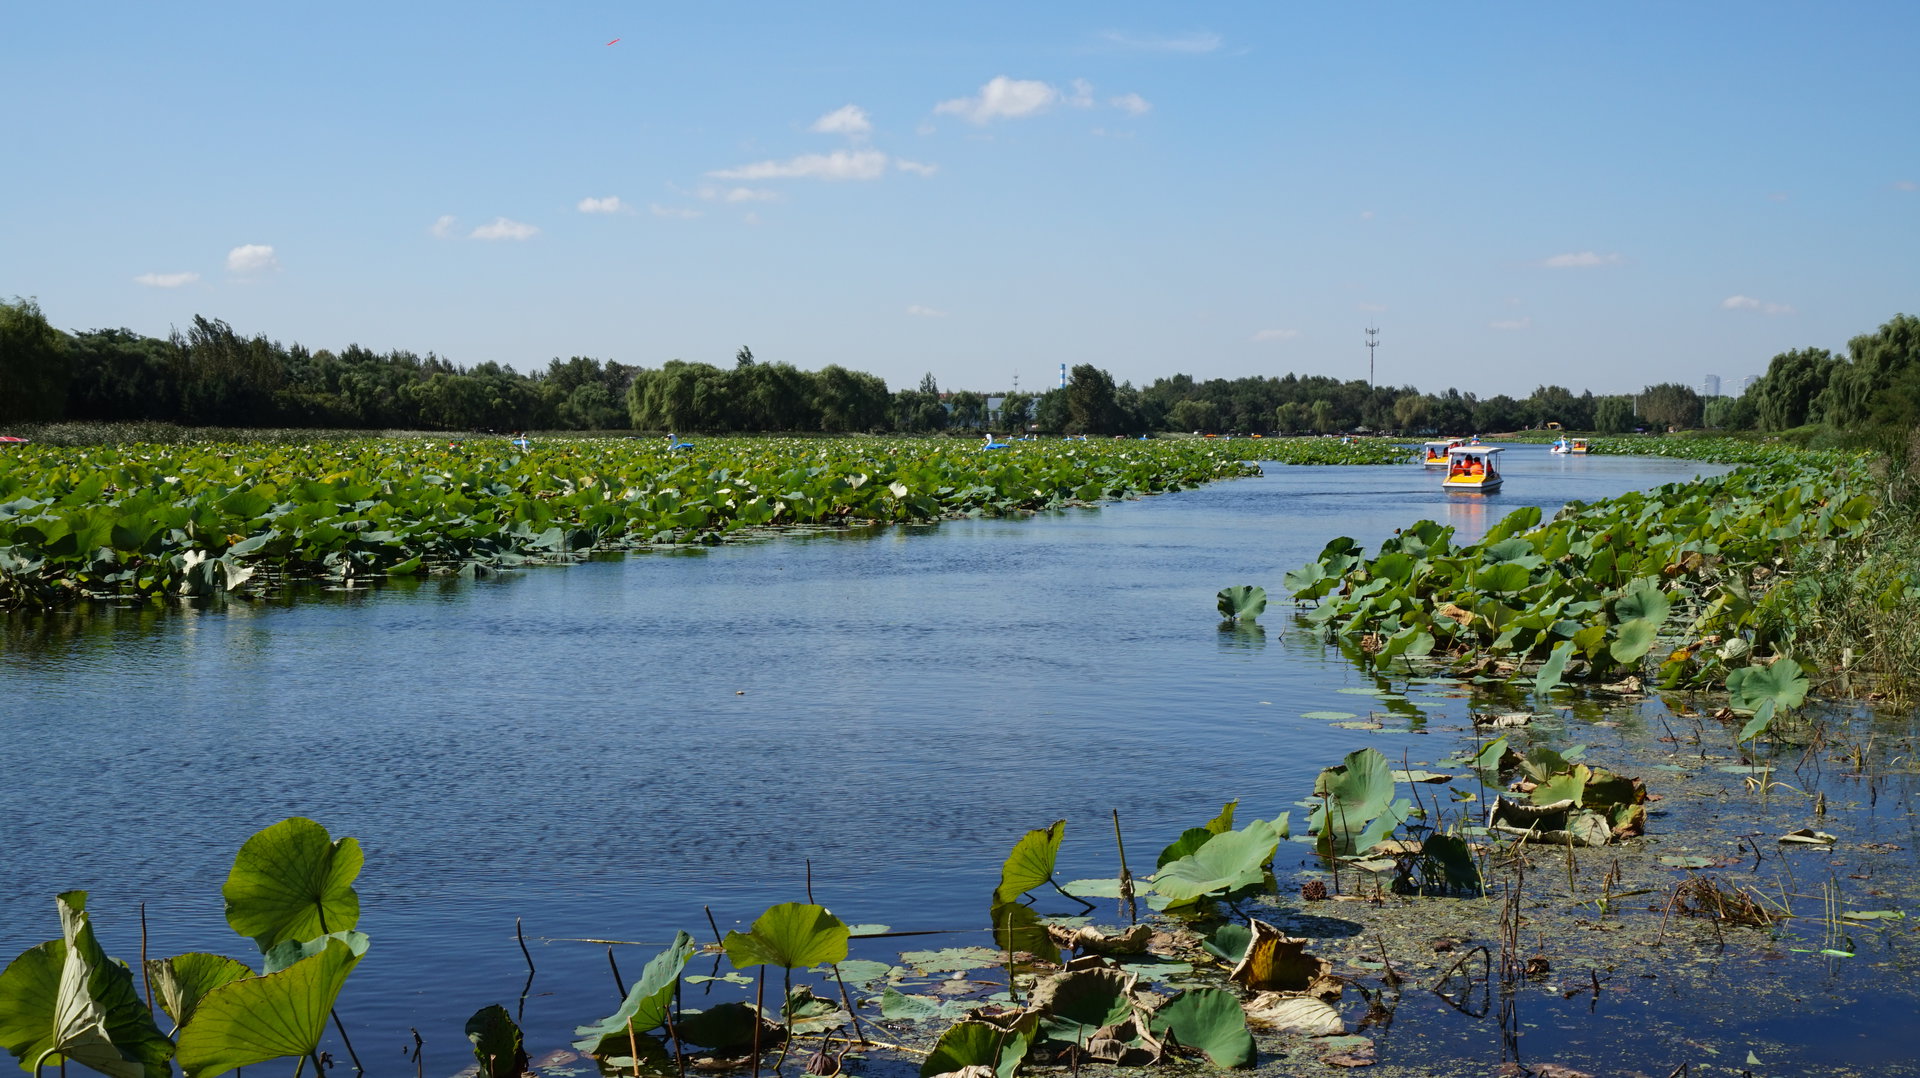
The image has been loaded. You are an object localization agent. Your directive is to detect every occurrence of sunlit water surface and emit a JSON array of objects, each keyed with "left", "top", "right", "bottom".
[{"left": 3, "top": 448, "right": 1749, "bottom": 1067}]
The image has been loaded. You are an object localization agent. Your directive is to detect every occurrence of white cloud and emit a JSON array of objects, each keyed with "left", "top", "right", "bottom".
[
  {"left": 134, "top": 271, "right": 199, "bottom": 288},
  {"left": 1490, "top": 317, "right": 1531, "bottom": 331},
  {"left": 1896, "top": 180, "right": 1919, "bottom": 192},
  {"left": 1110, "top": 92, "right": 1151, "bottom": 115},
  {"left": 226, "top": 244, "right": 279, "bottom": 274},
  {"left": 698, "top": 185, "right": 782, "bottom": 203},
  {"left": 650, "top": 204, "right": 703, "bottom": 219},
  {"left": 934, "top": 77, "right": 1059, "bottom": 124},
  {"left": 1722, "top": 295, "right": 1795, "bottom": 315},
  {"left": 710, "top": 149, "right": 890, "bottom": 181},
  {"left": 1068, "top": 79, "right": 1095, "bottom": 108},
  {"left": 1251, "top": 328, "right": 1299, "bottom": 342},
  {"left": 742, "top": 211, "right": 762, "bottom": 226},
  {"left": 1096, "top": 30, "right": 1222, "bottom": 53},
  {"left": 430, "top": 214, "right": 458, "bottom": 238},
  {"left": 811, "top": 104, "right": 872, "bottom": 138},
  {"left": 907, "top": 304, "right": 949, "bottom": 318},
  {"left": 577, "top": 196, "right": 627, "bottom": 214},
  {"left": 1541, "top": 251, "right": 1622, "bottom": 268},
  {"left": 470, "top": 218, "right": 539, "bottom": 241},
  {"left": 1358, "top": 210, "right": 1375, "bottom": 220},
  {"left": 894, "top": 158, "right": 938, "bottom": 177}
]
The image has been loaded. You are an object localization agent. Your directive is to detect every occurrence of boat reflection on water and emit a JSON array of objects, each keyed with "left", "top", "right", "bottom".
[{"left": 1442, "top": 493, "right": 1496, "bottom": 542}]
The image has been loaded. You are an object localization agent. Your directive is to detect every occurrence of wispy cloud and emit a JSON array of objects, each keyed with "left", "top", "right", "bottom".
[
  {"left": 894, "top": 158, "right": 938, "bottom": 177},
  {"left": 1489, "top": 317, "right": 1531, "bottom": 331},
  {"left": 1096, "top": 30, "right": 1222, "bottom": 53},
  {"left": 430, "top": 214, "right": 458, "bottom": 238},
  {"left": 709, "top": 149, "right": 889, "bottom": 181},
  {"left": 1109, "top": 93, "right": 1151, "bottom": 116},
  {"left": 1896, "top": 180, "right": 1919, "bottom": 192},
  {"left": 1722, "top": 295, "right": 1795, "bottom": 315},
  {"left": 1358, "top": 210, "right": 1375, "bottom": 221},
  {"left": 698, "top": 185, "right": 782, "bottom": 203},
  {"left": 134, "top": 271, "right": 199, "bottom": 288},
  {"left": 650, "top": 204, "right": 703, "bottom": 220},
  {"left": 1251, "top": 328, "right": 1299, "bottom": 342},
  {"left": 470, "top": 218, "right": 538, "bottom": 241},
  {"left": 934, "top": 77, "right": 1059, "bottom": 124},
  {"left": 1541, "top": 251, "right": 1622, "bottom": 268},
  {"left": 577, "top": 196, "right": 627, "bottom": 214},
  {"left": 226, "top": 244, "right": 279, "bottom": 274},
  {"left": 1067, "top": 79, "right": 1095, "bottom": 108},
  {"left": 907, "top": 304, "right": 948, "bottom": 318},
  {"left": 811, "top": 104, "right": 872, "bottom": 138}
]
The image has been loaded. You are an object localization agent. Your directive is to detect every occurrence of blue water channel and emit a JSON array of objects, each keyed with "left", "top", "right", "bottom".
[{"left": 0, "top": 446, "right": 1730, "bottom": 1068}]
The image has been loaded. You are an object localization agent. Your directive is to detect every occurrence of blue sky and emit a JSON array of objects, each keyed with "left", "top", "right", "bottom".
[{"left": 5, "top": 2, "right": 1916, "bottom": 397}]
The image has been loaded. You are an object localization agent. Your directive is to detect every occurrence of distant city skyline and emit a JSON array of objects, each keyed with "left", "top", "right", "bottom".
[{"left": 5, "top": 3, "right": 1917, "bottom": 398}]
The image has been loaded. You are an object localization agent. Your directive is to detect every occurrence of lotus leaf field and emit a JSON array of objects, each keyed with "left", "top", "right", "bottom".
[
  {"left": 0, "top": 436, "right": 1380, "bottom": 610},
  {"left": 1283, "top": 444, "right": 1890, "bottom": 696}
]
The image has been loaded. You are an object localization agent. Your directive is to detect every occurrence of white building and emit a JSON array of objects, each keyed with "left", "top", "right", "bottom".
[{"left": 1701, "top": 374, "right": 1721, "bottom": 398}]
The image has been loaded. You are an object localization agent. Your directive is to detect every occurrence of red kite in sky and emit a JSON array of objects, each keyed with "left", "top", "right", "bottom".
[{"left": 606, "top": 38, "right": 620, "bottom": 45}]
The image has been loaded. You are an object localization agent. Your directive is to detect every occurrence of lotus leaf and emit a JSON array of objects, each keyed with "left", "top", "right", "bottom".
[
  {"left": 1149, "top": 988, "right": 1254, "bottom": 1069},
  {"left": 1029, "top": 968, "right": 1140, "bottom": 1048},
  {"left": 879, "top": 989, "right": 975, "bottom": 1022},
  {"left": 1615, "top": 579, "right": 1672, "bottom": 626},
  {"left": 222, "top": 817, "right": 362, "bottom": 952},
  {"left": 145, "top": 953, "right": 254, "bottom": 1031},
  {"left": 261, "top": 930, "right": 369, "bottom": 975},
  {"left": 899, "top": 947, "right": 1002, "bottom": 974},
  {"left": 0, "top": 892, "right": 173, "bottom": 1078},
  {"left": 1228, "top": 920, "right": 1333, "bottom": 993},
  {"left": 921, "top": 1016, "right": 1036, "bottom": 1078},
  {"left": 1199, "top": 922, "right": 1251, "bottom": 964},
  {"left": 676, "top": 1003, "right": 780, "bottom": 1051},
  {"left": 1309, "top": 747, "right": 1407, "bottom": 857},
  {"left": 1738, "top": 699, "right": 1779, "bottom": 744},
  {"left": 175, "top": 937, "right": 361, "bottom": 1078},
  {"left": 1216, "top": 585, "right": 1266, "bottom": 621},
  {"left": 574, "top": 930, "right": 697, "bottom": 1053},
  {"left": 989, "top": 901, "right": 1061, "bottom": 964},
  {"left": 1152, "top": 819, "right": 1285, "bottom": 904},
  {"left": 1243, "top": 995, "right": 1343, "bottom": 1036},
  {"left": 1533, "top": 640, "right": 1575, "bottom": 696},
  {"left": 1727, "top": 658, "right": 1809, "bottom": 713},
  {"left": 994, "top": 821, "right": 1065, "bottom": 904},
  {"left": 724, "top": 904, "right": 848, "bottom": 971},
  {"left": 1609, "top": 618, "right": 1659, "bottom": 664},
  {"left": 1415, "top": 833, "right": 1482, "bottom": 894},
  {"left": 465, "top": 1005, "right": 527, "bottom": 1078}
]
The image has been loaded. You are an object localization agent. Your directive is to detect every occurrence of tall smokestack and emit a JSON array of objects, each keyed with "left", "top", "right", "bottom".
[{"left": 1059, "top": 363, "right": 1067, "bottom": 389}]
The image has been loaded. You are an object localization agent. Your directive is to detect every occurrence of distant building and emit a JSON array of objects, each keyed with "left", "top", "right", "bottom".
[
  {"left": 1701, "top": 374, "right": 1721, "bottom": 398},
  {"left": 1733, "top": 374, "right": 1758, "bottom": 395}
]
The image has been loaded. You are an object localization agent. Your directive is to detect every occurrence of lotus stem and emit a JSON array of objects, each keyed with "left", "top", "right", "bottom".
[
  {"left": 1048, "top": 877, "right": 1094, "bottom": 913},
  {"left": 1110, "top": 809, "right": 1136, "bottom": 925},
  {"left": 627, "top": 1018, "right": 641, "bottom": 1078},
  {"left": 704, "top": 905, "right": 724, "bottom": 948},
  {"left": 772, "top": 968, "right": 797, "bottom": 1073},
  {"left": 751, "top": 966, "right": 764, "bottom": 1078},
  {"left": 139, "top": 902, "right": 152, "bottom": 1015}
]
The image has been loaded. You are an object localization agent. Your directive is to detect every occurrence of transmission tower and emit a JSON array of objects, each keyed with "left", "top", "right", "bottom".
[{"left": 1365, "top": 328, "right": 1379, "bottom": 388}]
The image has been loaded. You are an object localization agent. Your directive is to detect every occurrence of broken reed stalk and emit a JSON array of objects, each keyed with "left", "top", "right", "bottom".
[
  {"left": 608, "top": 946, "right": 627, "bottom": 997},
  {"left": 626, "top": 1019, "right": 641, "bottom": 1078},
  {"left": 516, "top": 916, "right": 535, "bottom": 974},
  {"left": 410, "top": 1028, "right": 424, "bottom": 1078},
  {"left": 829, "top": 963, "right": 871, "bottom": 1045},
  {"left": 139, "top": 903, "right": 152, "bottom": 1014},
  {"left": 1111, "top": 809, "right": 1137, "bottom": 925},
  {"left": 806, "top": 859, "right": 816, "bottom": 904},
  {"left": 329, "top": 1009, "right": 366, "bottom": 1073},
  {"left": 669, "top": 980, "right": 688, "bottom": 1078},
  {"left": 999, "top": 907, "right": 1020, "bottom": 1005},
  {"left": 704, "top": 905, "right": 725, "bottom": 948}
]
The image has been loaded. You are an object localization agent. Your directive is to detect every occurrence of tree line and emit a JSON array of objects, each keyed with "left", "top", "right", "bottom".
[{"left": 1, "top": 299, "right": 1913, "bottom": 438}]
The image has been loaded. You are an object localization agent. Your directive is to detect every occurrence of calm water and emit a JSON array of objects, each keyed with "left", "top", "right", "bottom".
[{"left": 0, "top": 447, "right": 1731, "bottom": 1067}]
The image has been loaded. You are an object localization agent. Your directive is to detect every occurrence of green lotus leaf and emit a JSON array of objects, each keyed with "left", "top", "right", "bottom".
[
  {"left": 1198, "top": 922, "right": 1252, "bottom": 964},
  {"left": 1029, "top": 968, "right": 1138, "bottom": 1048},
  {"left": 1477, "top": 562, "right": 1533, "bottom": 595},
  {"left": 465, "top": 1005, "right": 527, "bottom": 1078},
  {"left": 676, "top": 1002, "right": 779, "bottom": 1050},
  {"left": 1155, "top": 827, "right": 1215, "bottom": 871},
  {"left": 1060, "top": 878, "right": 1126, "bottom": 900},
  {"left": 1281, "top": 561, "right": 1332, "bottom": 601},
  {"left": 994, "top": 821, "right": 1065, "bottom": 904},
  {"left": 222, "top": 817, "right": 363, "bottom": 952},
  {"left": 261, "top": 931, "right": 368, "bottom": 975},
  {"left": 146, "top": 953, "right": 254, "bottom": 1032},
  {"left": 724, "top": 904, "right": 848, "bottom": 971},
  {"left": 879, "top": 989, "right": 976, "bottom": 1022},
  {"left": 1150, "top": 987, "right": 1254, "bottom": 1068},
  {"left": 1309, "top": 747, "right": 1402, "bottom": 856},
  {"left": 1533, "top": 640, "right": 1575, "bottom": 696},
  {"left": 1609, "top": 618, "right": 1659, "bottom": 664},
  {"left": 1738, "top": 699, "right": 1779, "bottom": 743},
  {"left": 0, "top": 892, "right": 173, "bottom": 1078},
  {"left": 1152, "top": 820, "right": 1284, "bottom": 904},
  {"left": 898, "top": 946, "right": 1001, "bottom": 974},
  {"left": 1727, "top": 658, "right": 1809, "bottom": 713},
  {"left": 574, "top": 930, "right": 697, "bottom": 1053},
  {"left": 1217, "top": 585, "right": 1267, "bottom": 621},
  {"left": 1614, "top": 579, "right": 1671, "bottom": 626},
  {"left": 921, "top": 1016, "right": 1035, "bottom": 1078},
  {"left": 175, "top": 937, "right": 362, "bottom": 1078},
  {"left": 1418, "top": 834, "right": 1483, "bottom": 894}
]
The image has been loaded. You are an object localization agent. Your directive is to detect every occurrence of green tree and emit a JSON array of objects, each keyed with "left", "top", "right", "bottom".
[
  {"left": 1593, "top": 395, "right": 1635, "bottom": 433},
  {"left": 1169, "top": 398, "right": 1221, "bottom": 432},
  {"left": 948, "top": 390, "right": 987, "bottom": 429},
  {"left": 0, "top": 297, "right": 70, "bottom": 422},
  {"left": 997, "top": 392, "right": 1032, "bottom": 430},
  {"left": 1750, "top": 347, "right": 1837, "bottom": 431},
  {"left": 1390, "top": 392, "right": 1429, "bottom": 433},
  {"left": 814, "top": 365, "right": 890, "bottom": 431},
  {"left": 1820, "top": 314, "right": 1920, "bottom": 430},
  {"left": 1637, "top": 383, "right": 1702, "bottom": 430},
  {"left": 1033, "top": 387, "right": 1069, "bottom": 432},
  {"left": 1065, "top": 363, "right": 1122, "bottom": 434}
]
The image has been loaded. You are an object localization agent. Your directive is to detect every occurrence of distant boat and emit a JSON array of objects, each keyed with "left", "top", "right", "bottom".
[
  {"left": 0, "top": 435, "right": 28, "bottom": 444},
  {"left": 1422, "top": 439, "right": 1463, "bottom": 467},
  {"left": 983, "top": 433, "right": 1009, "bottom": 449},
  {"left": 667, "top": 434, "right": 695, "bottom": 451},
  {"left": 1442, "top": 445, "right": 1504, "bottom": 494},
  {"left": 1549, "top": 437, "right": 1589, "bottom": 455}
]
